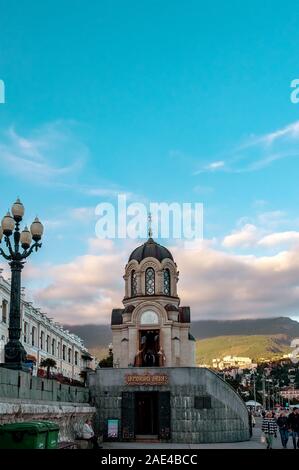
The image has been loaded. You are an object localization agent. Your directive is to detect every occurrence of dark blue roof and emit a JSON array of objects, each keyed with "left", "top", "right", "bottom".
[{"left": 129, "top": 238, "right": 173, "bottom": 263}]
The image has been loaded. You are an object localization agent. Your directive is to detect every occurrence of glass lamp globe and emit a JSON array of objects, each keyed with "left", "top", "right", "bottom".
[
  {"left": 20, "top": 226, "right": 32, "bottom": 250},
  {"left": 30, "top": 217, "right": 44, "bottom": 241},
  {"left": 2, "top": 211, "right": 15, "bottom": 236},
  {"left": 11, "top": 198, "right": 25, "bottom": 221}
]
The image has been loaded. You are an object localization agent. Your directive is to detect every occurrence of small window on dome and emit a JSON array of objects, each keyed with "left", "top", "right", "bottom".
[
  {"left": 163, "top": 268, "right": 171, "bottom": 295},
  {"left": 145, "top": 267, "right": 155, "bottom": 295},
  {"left": 131, "top": 270, "right": 137, "bottom": 296}
]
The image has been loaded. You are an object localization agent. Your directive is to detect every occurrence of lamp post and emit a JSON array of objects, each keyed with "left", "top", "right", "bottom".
[
  {"left": 251, "top": 372, "right": 257, "bottom": 412},
  {"left": 262, "top": 375, "right": 266, "bottom": 409},
  {"left": 0, "top": 198, "right": 43, "bottom": 371}
]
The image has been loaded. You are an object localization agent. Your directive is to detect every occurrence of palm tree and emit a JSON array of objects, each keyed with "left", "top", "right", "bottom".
[{"left": 40, "top": 358, "right": 57, "bottom": 379}]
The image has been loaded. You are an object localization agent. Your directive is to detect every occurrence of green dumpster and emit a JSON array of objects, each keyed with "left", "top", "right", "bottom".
[
  {"left": 0, "top": 422, "right": 48, "bottom": 449},
  {"left": 37, "top": 421, "right": 60, "bottom": 449}
]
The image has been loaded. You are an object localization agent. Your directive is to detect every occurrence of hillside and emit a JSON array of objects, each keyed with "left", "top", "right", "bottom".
[
  {"left": 190, "top": 317, "right": 299, "bottom": 339},
  {"left": 65, "top": 317, "right": 298, "bottom": 363},
  {"left": 66, "top": 317, "right": 299, "bottom": 348},
  {"left": 196, "top": 334, "right": 291, "bottom": 365}
]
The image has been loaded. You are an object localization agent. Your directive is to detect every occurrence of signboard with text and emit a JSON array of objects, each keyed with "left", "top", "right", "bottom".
[{"left": 125, "top": 373, "right": 168, "bottom": 386}]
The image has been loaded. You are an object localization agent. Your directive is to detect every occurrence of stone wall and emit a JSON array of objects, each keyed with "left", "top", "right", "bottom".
[
  {"left": 88, "top": 367, "right": 250, "bottom": 444},
  {"left": 0, "top": 368, "right": 95, "bottom": 442},
  {"left": 0, "top": 367, "right": 89, "bottom": 403},
  {"left": 0, "top": 399, "right": 95, "bottom": 442}
]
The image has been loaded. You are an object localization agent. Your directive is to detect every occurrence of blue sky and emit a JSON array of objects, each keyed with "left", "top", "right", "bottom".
[{"left": 1, "top": 1, "right": 299, "bottom": 324}]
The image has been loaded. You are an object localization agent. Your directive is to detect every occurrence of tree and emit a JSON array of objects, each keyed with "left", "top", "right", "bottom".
[
  {"left": 98, "top": 349, "right": 113, "bottom": 368},
  {"left": 40, "top": 358, "right": 57, "bottom": 379}
]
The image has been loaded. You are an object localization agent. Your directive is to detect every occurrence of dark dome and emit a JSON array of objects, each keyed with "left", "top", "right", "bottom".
[{"left": 129, "top": 238, "right": 174, "bottom": 263}]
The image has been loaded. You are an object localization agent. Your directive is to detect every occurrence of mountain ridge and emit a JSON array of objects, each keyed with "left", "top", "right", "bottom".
[{"left": 65, "top": 316, "right": 299, "bottom": 349}]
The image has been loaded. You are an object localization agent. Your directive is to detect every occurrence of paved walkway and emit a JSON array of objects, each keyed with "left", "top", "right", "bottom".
[{"left": 102, "top": 419, "right": 294, "bottom": 449}]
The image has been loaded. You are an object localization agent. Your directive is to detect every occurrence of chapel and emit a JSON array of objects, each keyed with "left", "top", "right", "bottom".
[{"left": 111, "top": 235, "right": 196, "bottom": 368}]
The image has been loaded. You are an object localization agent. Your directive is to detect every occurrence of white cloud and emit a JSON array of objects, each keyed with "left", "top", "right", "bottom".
[
  {"left": 257, "top": 121, "right": 299, "bottom": 146},
  {"left": 222, "top": 224, "right": 260, "bottom": 248},
  {"left": 15, "top": 225, "right": 299, "bottom": 324},
  {"left": 195, "top": 120, "right": 299, "bottom": 174},
  {"left": 0, "top": 122, "right": 87, "bottom": 183},
  {"left": 173, "top": 244, "right": 299, "bottom": 320},
  {"left": 258, "top": 231, "right": 299, "bottom": 248},
  {"left": 206, "top": 161, "right": 225, "bottom": 170}
]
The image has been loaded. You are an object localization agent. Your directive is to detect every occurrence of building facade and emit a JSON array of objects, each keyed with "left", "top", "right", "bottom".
[
  {"left": 0, "top": 272, "right": 93, "bottom": 380},
  {"left": 212, "top": 356, "right": 257, "bottom": 370},
  {"left": 111, "top": 236, "right": 195, "bottom": 368},
  {"left": 89, "top": 237, "right": 250, "bottom": 443}
]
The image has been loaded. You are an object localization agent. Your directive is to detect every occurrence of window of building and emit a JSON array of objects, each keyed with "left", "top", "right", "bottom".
[
  {"left": 194, "top": 396, "right": 212, "bottom": 409},
  {"left": 131, "top": 270, "right": 137, "bottom": 296},
  {"left": 2, "top": 300, "right": 8, "bottom": 323},
  {"left": 57, "top": 342, "right": 60, "bottom": 358},
  {"left": 68, "top": 348, "right": 72, "bottom": 363},
  {"left": 46, "top": 335, "right": 50, "bottom": 353},
  {"left": 24, "top": 322, "right": 28, "bottom": 343},
  {"left": 75, "top": 351, "right": 78, "bottom": 366},
  {"left": 145, "top": 267, "right": 155, "bottom": 295},
  {"left": 52, "top": 338, "right": 56, "bottom": 356},
  {"left": 31, "top": 326, "right": 36, "bottom": 347},
  {"left": 163, "top": 269, "right": 171, "bottom": 295},
  {"left": 40, "top": 331, "right": 44, "bottom": 350},
  {"left": 62, "top": 345, "right": 66, "bottom": 361}
]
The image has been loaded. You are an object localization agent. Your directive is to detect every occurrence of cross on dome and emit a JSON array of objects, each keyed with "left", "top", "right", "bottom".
[{"left": 147, "top": 212, "right": 153, "bottom": 238}]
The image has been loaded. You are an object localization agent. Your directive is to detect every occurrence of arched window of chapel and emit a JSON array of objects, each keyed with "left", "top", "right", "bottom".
[
  {"left": 163, "top": 268, "right": 171, "bottom": 295},
  {"left": 131, "top": 270, "right": 137, "bottom": 296},
  {"left": 145, "top": 267, "right": 155, "bottom": 295}
]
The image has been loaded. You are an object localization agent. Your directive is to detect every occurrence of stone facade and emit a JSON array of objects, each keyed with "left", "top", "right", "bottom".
[
  {"left": 0, "top": 368, "right": 95, "bottom": 442},
  {"left": 0, "top": 368, "right": 90, "bottom": 403},
  {"left": 88, "top": 367, "right": 250, "bottom": 443},
  {"left": 0, "top": 400, "right": 95, "bottom": 442}
]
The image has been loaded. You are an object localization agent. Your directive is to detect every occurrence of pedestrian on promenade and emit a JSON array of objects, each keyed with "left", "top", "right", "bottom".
[
  {"left": 287, "top": 407, "right": 299, "bottom": 449},
  {"left": 277, "top": 411, "right": 289, "bottom": 448},
  {"left": 248, "top": 411, "right": 253, "bottom": 437},
  {"left": 82, "top": 419, "right": 101, "bottom": 449},
  {"left": 262, "top": 411, "right": 277, "bottom": 449}
]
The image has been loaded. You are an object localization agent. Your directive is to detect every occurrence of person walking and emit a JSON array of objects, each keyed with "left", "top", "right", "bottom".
[
  {"left": 287, "top": 407, "right": 299, "bottom": 449},
  {"left": 277, "top": 411, "right": 289, "bottom": 448},
  {"left": 262, "top": 411, "right": 277, "bottom": 449},
  {"left": 248, "top": 410, "right": 253, "bottom": 438}
]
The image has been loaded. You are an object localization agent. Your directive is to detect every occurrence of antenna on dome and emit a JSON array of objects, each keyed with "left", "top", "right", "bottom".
[{"left": 147, "top": 212, "right": 153, "bottom": 238}]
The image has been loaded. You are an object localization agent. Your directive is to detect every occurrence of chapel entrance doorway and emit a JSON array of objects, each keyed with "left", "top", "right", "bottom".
[
  {"left": 134, "top": 329, "right": 160, "bottom": 367},
  {"left": 135, "top": 391, "right": 158, "bottom": 437}
]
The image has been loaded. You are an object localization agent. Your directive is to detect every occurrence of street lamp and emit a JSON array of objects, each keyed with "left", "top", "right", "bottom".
[{"left": 0, "top": 198, "right": 43, "bottom": 371}]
